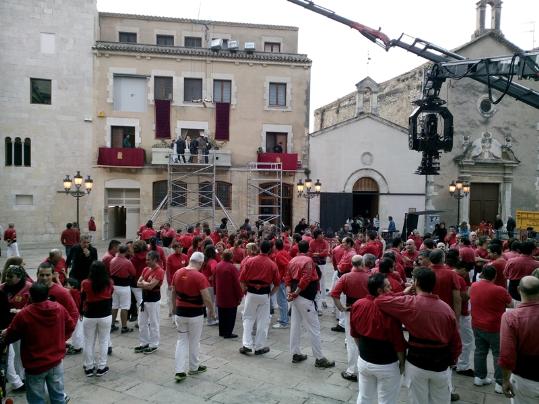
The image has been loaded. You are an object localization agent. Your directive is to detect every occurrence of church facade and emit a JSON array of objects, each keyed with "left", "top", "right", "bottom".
[{"left": 310, "top": 0, "right": 539, "bottom": 233}]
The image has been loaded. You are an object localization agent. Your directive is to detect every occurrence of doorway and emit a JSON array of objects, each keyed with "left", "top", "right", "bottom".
[
  {"left": 105, "top": 188, "right": 140, "bottom": 239},
  {"left": 469, "top": 182, "right": 499, "bottom": 226},
  {"left": 107, "top": 206, "right": 126, "bottom": 238},
  {"left": 352, "top": 177, "right": 379, "bottom": 219}
]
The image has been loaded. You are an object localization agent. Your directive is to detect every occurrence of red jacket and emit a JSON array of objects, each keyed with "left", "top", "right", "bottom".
[
  {"left": 166, "top": 252, "right": 188, "bottom": 285},
  {"left": 214, "top": 261, "right": 243, "bottom": 308},
  {"left": 240, "top": 254, "right": 280, "bottom": 290},
  {"left": 285, "top": 254, "right": 318, "bottom": 290},
  {"left": 48, "top": 283, "right": 79, "bottom": 332},
  {"left": 274, "top": 249, "right": 292, "bottom": 279},
  {"left": 4, "top": 300, "right": 75, "bottom": 374}
]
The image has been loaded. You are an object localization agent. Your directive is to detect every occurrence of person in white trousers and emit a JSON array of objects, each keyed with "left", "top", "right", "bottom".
[
  {"left": 4, "top": 223, "right": 20, "bottom": 257},
  {"left": 80, "top": 261, "right": 114, "bottom": 377},
  {"left": 172, "top": 252, "right": 216, "bottom": 382},
  {"left": 453, "top": 262, "right": 474, "bottom": 377},
  {"left": 135, "top": 250, "right": 165, "bottom": 354},
  {"left": 286, "top": 240, "right": 335, "bottom": 368}
]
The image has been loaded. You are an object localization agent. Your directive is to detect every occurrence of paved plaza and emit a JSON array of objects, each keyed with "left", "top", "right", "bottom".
[{"left": 1, "top": 241, "right": 509, "bottom": 404}]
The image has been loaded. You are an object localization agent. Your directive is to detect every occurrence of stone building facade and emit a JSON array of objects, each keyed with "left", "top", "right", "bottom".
[
  {"left": 312, "top": 1, "right": 539, "bottom": 232},
  {"left": 0, "top": 0, "right": 96, "bottom": 243},
  {"left": 91, "top": 13, "right": 311, "bottom": 239}
]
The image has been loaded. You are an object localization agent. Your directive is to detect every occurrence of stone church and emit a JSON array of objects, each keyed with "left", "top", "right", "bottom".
[{"left": 309, "top": 0, "right": 539, "bottom": 234}]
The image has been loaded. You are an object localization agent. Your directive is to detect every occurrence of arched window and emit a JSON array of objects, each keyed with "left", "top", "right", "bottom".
[
  {"left": 13, "top": 137, "right": 22, "bottom": 166},
  {"left": 4, "top": 137, "right": 12, "bottom": 166},
  {"left": 216, "top": 181, "right": 232, "bottom": 209},
  {"left": 199, "top": 182, "right": 213, "bottom": 207},
  {"left": 23, "top": 138, "right": 31, "bottom": 166}
]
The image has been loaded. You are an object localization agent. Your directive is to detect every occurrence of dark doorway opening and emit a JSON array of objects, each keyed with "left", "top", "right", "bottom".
[
  {"left": 469, "top": 182, "right": 499, "bottom": 226},
  {"left": 352, "top": 177, "right": 379, "bottom": 219}
]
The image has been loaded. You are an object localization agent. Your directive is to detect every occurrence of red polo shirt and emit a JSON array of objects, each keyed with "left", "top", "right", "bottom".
[
  {"left": 309, "top": 238, "right": 329, "bottom": 258},
  {"left": 101, "top": 251, "right": 115, "bottom": 273},
  {"left": 337, "top": 248, "right": 357, "bottom": 275},
  {"left": 284, "top": 254, "right": 318, "bottom": 290},
  {"left": 109, "top": 255, "right": 136, "bottom": 279},
  {"left": 431, "top": 264, "right": 461, "bottom": 308},
  {"left": 232, "top": 246, "right": 245, "bottom": 264},
  {"left": 214, "top": 261, "right": 243, "bottom": 308},
  {"left": 504, "top": 255, "right": 539, "bottom": 280},
  {"left": 330, "top": 268, "right": 370, "bottom": 303},
  {"left": 240, "top": 254, "right": 280, "bottom": 290},
  {"left": 332, "top": 245, "right": 345, "bottom": 270},
  {"left": 359, "top": 241, "right": 379, "bottom": 258},
  {"left": 60, "top": 228, "right": 78, "bottom": 246},
  {"left": 173, "top": 267, "right": 209, "bottom": 309},
  {"left": 180, "top": 233, "right": 194, "bottom": 249},
  {"left": 490, "top": 257, "right": 507, "bottom": 287},
  {"left": 470, "top": 280, "right": 511, "bottom": 333},
  {"left": 459, "top": 246, "right": 476, "bottom": 264},
  {"left": 455, "top": 272, "right": 470, "bottom": 316},
  {"left": 166, "top": 252, "right": 188, "bottom": 285},
  {"left": 274, "top": 249, "right": 291, "bottom": 280}
]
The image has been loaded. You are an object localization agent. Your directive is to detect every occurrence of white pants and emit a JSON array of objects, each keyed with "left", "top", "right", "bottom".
[
  {"left": 207, "top": 287, "right": 218, "bottom": 324},
  {"left": 357, "top": 356, "right": 402, "bottom": 404},
  {"left": 112, "top": 285, "right": 131, "bottom": 310},
  {"left": 512, "top": 374, "right": 539, "bottom": 404},
  {"left": 345, "top": 311, "right": 359, "bottom": 375},
  {"left": 456, "top": 315, "right": 473, "bottom": 371},
  {"left": 404, "top": 361, "right": 450, "bottom": 404},
  {"left": 70, "top": 318, "right": 84, "bottom": 349},
  {"left": 7, "top": 342, "right": 24, "bottom": 389},
  {"left": 138, "top": 301, "right": 160, "bottom": 348},
  {"left": 330, "top": 271, "right": 345, "bottom": 327},
  {"left": 131, "top": 287, "right": 143, "bottom": 306},
  {"left": 88, "top": 230, "right": 95, "bottom": 243},
  {"left": 242, "top": 292, "right": 270, "bottom": 350},
  {"left": 83, "top": 315, "right": 112, "bottom": 370},
  {"left": 6, "top": 242, "right": 20, "bottom": 257},
  {"left": 174, "top": 315, "right": 204, "bottom": 373},
  {"left": 290, "top": 295, "right": 324, "bottom": 360}
]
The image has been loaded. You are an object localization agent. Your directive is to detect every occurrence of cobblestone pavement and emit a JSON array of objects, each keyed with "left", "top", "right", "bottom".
[{"left": 2, "top": 241, "right": 509, "bottom": 403}]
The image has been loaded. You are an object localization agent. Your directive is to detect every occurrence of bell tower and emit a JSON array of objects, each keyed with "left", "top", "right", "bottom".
[{"left": 474, "top": 0, "right": 503, "bottom": 38}]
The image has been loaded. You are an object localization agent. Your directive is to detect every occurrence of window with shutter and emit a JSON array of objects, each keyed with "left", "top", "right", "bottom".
[
  {"left": 184, "top": 36, "right": 202, "bottom": 47},
  {"left": 213, "top": 80, "right": 231, "bottom": 103},
  {"left": 156, "top": 35, "right": 174, "bottom": 46},
  {"left": 264, "top": 42, "right": 281, "bottom": 53},
  {"left": 119, "top": 32, "right": 137, "bottom": 43},
  {"left": 184, "top": 78, "right": 202, "bottom": 102},
  {"left": 154, "top": 76, "right": 173, "bottom": 100},
  {"left": 269, "top": 82, "right": 286, "bottom": 107}
]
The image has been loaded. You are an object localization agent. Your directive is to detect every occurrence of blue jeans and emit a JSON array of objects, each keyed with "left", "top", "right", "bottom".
[
  {"left": 276, "top": 282, "right": 289, "bottom": 326},
  {"left": 26, "top": 362, "right": 65, "bottom": 404},
  {"left": 473, "top": 328, "right": 501, "bottom": 384}
]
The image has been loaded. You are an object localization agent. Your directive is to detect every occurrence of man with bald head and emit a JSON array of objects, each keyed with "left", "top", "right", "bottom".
[
  {"left": 499, "top": 276, "right": 539, "bottom": 402},
  {"left": 331, "top": 254, "right": 371, "bottom": 381}
]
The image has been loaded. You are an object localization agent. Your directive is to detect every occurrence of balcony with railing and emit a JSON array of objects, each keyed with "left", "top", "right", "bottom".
[
  {"left": 257, "top": 152, "right": 301, "bottom": 171},
  {"left": 97, "top": 147, "right": 146, "bottom": 167}
]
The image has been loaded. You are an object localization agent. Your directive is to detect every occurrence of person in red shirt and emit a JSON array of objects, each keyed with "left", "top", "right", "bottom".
[
  {"left": 337, "top": 237, "right": 357, "bottom": 276},
  {"left": 140, "top": 221, "right": 157, "bottom": 243},
  {"left": 65, "top": 278, "right": 84, "bottom": 356},
  {"left": 160, "top": 223, "right": 176, "bottom": 248},
  {"left": 1, "top": 283, "right": 75, "bottom": 403},
  {"left": 179, "top": 227, "right": 194, "bottom": 254},
  {"left": 382, "top": 250, "right": 407, "bottom": 283},
  {"left": 499, "top": 276, "right": 539, "bottom": 401},
  {"left": 41, "top": 249, "right": 68, "bottom": 286},
  {"left": 309, "top": 229, "right": 329, "bottom": 266},
  {"left": 410, "top": 229, "right": 423, "bottom": 251},
  {"left": 60, "top": 223, "right": 79, "bottom": 258},
  {"left": 458, "top": 238, "right": 476, "bottom": 271},
  {"left": 201, "top": 245, "right": 218, "bottom": 326},
  {"left": 231, "top": 239, "right": 246, "bottom": 264},
  {"left": 88, "top": 216, "right": 96, "bottom": 242},
  {"left": 377, "top": 258, "right": 404, "bottom": 293},
  {"left": 172, "top": 252, "right": 215, "bottom": 382},
  {"left": 187, "top": 236, "right": 203, "bottom": 260},
  {"left": 350, "top": 273, "right": 406, "bottom": 404},
  {"left": 401, "top": 239, "right": 419, "bottom": 278},
  {"left": 129, "top": 240, "right": 148, "bottom": 320},
  {"left": 358, "top": 231, "right": 381, "bottom": 258},
  {"left": 135, "top": 251, "right": 164, "bottom": 354},
  {"left": 487, "top": 243, "right": 507, "bottom": 288},
  {"left": 81, "top": 261, "right": 114, "bottom": 377},
  {"left": 285, "top": 240, "right": 334, "bottom": 368},
  {"left": 375, "top": 268, "right": 462, "bottom": 404},
  {"left": 445, "top": 227, "right": 458, "bottom": 248},
  {"left": 470, "top": 265, "right": 513, "bottom": 392},
  {"left": 0, "top": 264, "right": 31, "bottom": 392},
  {"left": 148, "top": 238, "right": 167, "bottom": 274},
  {"left": 331, "top": 255, "right": 371, "bottom": 380},
  {"left": 110, "top": 245, "right": 136, "bottom": 334},
  {"left": 239, "top": 240, "right": 280, "bottom": 356},
  {"left": 272, "top": 239, "right": 291, "bottom": 329},
  {"left": 101, "top": 239, "right": 121, "bottom": 275},
  {"left": 289, "top": 233, "right": 301, "bottom": 258},
  {"left": 214, "top": 250, "right": 243, "bottom": 339},
  {"left": 166, "top": 241, "right": 188, "bottom": 317},
  {"left": 504, "top": 241, "right": 539, "bottom": 301},
  {"left": 429, "top": 249, "right": 462, "bottom": 321}
]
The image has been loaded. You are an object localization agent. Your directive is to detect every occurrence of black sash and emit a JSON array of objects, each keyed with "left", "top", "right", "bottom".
[
  {"left": 111, "top": 276, "right": 131, "bottom": 287},
  {"left": 142, "top": 289, "right": 161, "bottom": 303},
  {"left": 515, "top": 353, "right": 539, "bottom": 382},
  {"left": 176, "top": 291, "right": 203, "bottom": 306},
  {"left": 358, "top": 335, "right": 398, "bottom": 365},
  {"left": 290, "top": 279, "right": 319, "bottom": 301},
  {"left": 84, "top": 298, "right": 112, "bottom": 318},
  {"left": 407, "top": 334, "right": 451, "bottom": 372},
  {"left": 247, "top": 279, "right": 271, "bottom": 295}
]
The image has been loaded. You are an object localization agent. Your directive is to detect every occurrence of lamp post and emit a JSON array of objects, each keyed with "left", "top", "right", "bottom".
[
  {"left": 297, "top": 169, "right": 321, "bottom": 224},
  {"left": 63, "top": 171, "right": 93, "bottom": 226},
  {"left": 448, "top": 179, "right": 470, "bottom": 227}
]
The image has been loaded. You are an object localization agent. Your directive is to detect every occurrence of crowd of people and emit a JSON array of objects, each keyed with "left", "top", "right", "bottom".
[{"left": 1, "top": 216, "right": 539, "bottom": 404}]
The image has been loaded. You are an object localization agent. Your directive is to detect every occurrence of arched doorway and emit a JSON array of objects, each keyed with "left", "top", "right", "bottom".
[
  {"left": 259, "top": 183, "right": 293, "bottom": 229},
  {"left": 353, "top": 177, "right": 379, "bottom": 219}
]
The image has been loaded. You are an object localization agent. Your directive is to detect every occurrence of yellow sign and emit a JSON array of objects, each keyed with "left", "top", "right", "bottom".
[{"left": 516, "top": 210, "right": 539, "bottom": 229}]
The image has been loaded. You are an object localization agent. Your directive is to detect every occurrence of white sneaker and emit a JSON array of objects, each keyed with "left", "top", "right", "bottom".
[
  {"left": 495, "top": 383, "right": 503, "bottom": 394},
  {"left": 474, "top": 377, "right": 492, "bottom": 386},
  {"left": 272, "top": 323, "right": 289, "bottom": 329}
]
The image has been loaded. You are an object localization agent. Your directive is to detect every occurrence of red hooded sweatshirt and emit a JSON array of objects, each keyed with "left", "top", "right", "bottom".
[{"left": 4, "top": 300, "right": 75, "bottom": 374}]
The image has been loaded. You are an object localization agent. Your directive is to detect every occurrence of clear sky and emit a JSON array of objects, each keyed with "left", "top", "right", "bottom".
[{"left": 97, "top": 0, "right": 538, "bottom": 127}]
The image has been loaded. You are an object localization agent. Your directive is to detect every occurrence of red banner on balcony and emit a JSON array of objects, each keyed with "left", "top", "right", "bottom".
[
  {"left": 257, "top": 152, "right": 299, "bottom": 171},
  {"left": 155, "top": 99, "right": 171, "bottom": 138},
  {"left": 97, "top": 147, "right": 145, "bottom": 167},
  {"left": 215, "top": 102, "right": 230, "bottom": 140}
]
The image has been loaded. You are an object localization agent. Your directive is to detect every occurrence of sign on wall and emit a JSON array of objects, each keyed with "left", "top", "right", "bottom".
[{"left": 516, "top": 210, "right": 539, "bottom": 229}]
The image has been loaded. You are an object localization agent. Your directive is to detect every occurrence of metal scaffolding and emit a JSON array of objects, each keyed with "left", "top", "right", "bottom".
[
  {"left": 247, "top": 161, "right": 283, "bottom": 231},
  {"left": 149, "top": 153, "right": 237, "bottom": 232}
]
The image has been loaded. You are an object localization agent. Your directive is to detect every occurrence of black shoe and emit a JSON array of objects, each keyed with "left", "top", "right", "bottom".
[
  {"left": 107, "top": 346, "right": 112, "bottom": 356},
  {"left": 143, "top": 346, "right": 158, "bottom": 355},
  {"left": 12, "top": 384, "right": 25, "bottom": 393},
  {"left": 96, "top": 366, "right": 109, "bottom": 377},
  {"left": 331, "top": 325, "right": 345, "bottom": 332},
  {"left": 66, "top": 346, "right": 82, "bottom": 355},
  {"left": 451, "top": 393, "right": 460, "bottom": 402},
  {"left": 292, "top": 354, "right": 307, "bottom": 363},
  {"left": 223, "top": 334, "right": 238, "bottom": 339},
  {"left": 110, "top": 324, "right": 119, "bottom": 332},
  {"left": 341, "top": 371, "right": 358, "bottom": 382},
  {"left": 84, "top": 367, "right": 95, "bottom": 377},
  {"left": 175, "top": 372, "right": 187, "bottom": 383},
  {"left": 129, "top": 315, "right": 138, "bottom": 322},
  {"left": 315, "top": 357, "right": 335, "bottom": 368},
  {"left": 134, "top": 344, "right": 149, "bottom": 353},
  {"left": 239, "top": 346, "right": 252, "bottom": 355},
  {"left": 121, "top": 326, "right": 133, "bottom": 334},
  {"left": 255, "top": 347, "right": 270, "bottom": 355},
  {"left": 188, "top": 365, "right": 207, "bottom": 375},
  {"left": 456, "top": 368, "right": 475, "bottom": 377}
]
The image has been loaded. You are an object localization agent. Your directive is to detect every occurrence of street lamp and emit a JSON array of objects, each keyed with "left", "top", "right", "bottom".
[
  {"left": 449, "top": 179, "right": 470, "bottom": 228},
  {"left": 63, "top": 171, "right": 93, "bottom": 227},
  {"left": 297, "top": 169, "right": 321, "bottom": 225}
]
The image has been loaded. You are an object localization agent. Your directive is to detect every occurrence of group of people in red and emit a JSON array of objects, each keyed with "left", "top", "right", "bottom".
[{"left": 2, "top": 214, "right": 539, "bottom": 404}]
